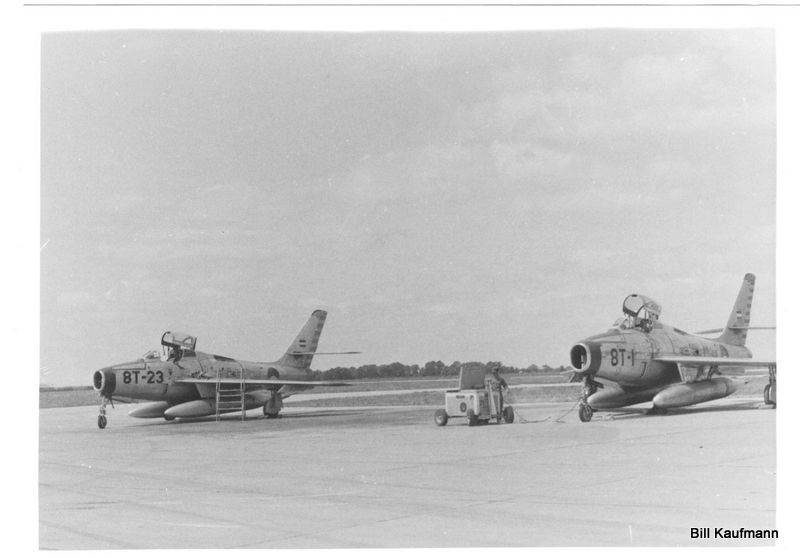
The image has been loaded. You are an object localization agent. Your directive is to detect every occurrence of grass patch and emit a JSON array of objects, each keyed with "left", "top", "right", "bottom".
[{"left": 40, "top": 389, "right": 104, "bottom": 409}]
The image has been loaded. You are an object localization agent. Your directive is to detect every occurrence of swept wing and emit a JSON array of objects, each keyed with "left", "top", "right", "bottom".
[
  {"left": 653, "top": 356, "right": 776, "bottom": 368},
  {"left": 177, "top": 378, "right": 351, "bottom": 387}
]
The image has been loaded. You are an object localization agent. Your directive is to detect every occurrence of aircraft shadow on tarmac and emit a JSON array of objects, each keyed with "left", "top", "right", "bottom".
[
  {"left": 125, "top": 400, "right": 770, "bottom": 427},
  {"left": 127, "top": 408, "right": 368, "bottom": 427},
  {"left": 594, "top": 400, "right": 771, "bottom": 421}
]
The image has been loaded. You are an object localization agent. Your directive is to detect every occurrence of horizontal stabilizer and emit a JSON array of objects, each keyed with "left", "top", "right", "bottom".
[
  {"left": 695, "top": 326, "right": 775, "bottom": 335},
  {"left": 289, "top": 351, "right": 361, "bottom": 356}
]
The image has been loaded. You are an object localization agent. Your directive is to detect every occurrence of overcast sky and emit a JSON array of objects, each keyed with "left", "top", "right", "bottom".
[{"left": 40, "top": 29, "right": 776, "bottom": 386}]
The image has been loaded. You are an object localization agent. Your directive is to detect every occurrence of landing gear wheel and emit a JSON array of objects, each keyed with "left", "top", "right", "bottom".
[
  {"left": 764, "top": 383, "right": 776, "bottom": 407},
  {"left": 263, "top": 404, "right": 280, "bottom": 419},
  {"left": 434, "top": 409, "right": 448, "bottom": 426},
  {"left": 164, "top": 415, "right": 175, "bottom": 421},
  {"left": 466, "top": 409, "right": 478, "bottom": 427},
  {"left": 578, "top": 403, "right": 593, "bottom": 423},
  {"left": 263, "top": 391, "right": 284, "bottom": 418},
  {"left": 97, "top": 395, "right": 111, "bottom": 429},
  {"left": 503, "top": 405, "right": 515, "bottom": 424}
]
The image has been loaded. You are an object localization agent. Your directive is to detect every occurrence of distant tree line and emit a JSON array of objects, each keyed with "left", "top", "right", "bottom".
[{"left": 309, "top": 361, "right": 570, "bottom": 381}]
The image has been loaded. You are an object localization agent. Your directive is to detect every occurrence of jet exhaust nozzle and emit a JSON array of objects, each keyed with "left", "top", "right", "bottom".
[{"left": 93, "top": 369, "right": 116, "bottom": 396}]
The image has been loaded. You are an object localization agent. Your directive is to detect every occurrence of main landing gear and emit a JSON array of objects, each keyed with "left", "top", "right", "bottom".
[
  {"left": 97, "top": 395, "right": 112, "bottom": 429},
  {"left": 578, "top": 375, "right": 602, "bottom": 423},
  {"left": 263, "top": 391, "right": 283, "bottom": 419},
  {"left": 764, "top": 364, "right": 776, "bottom": 407}
]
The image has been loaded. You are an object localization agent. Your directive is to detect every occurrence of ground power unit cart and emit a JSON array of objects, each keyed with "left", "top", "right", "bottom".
[{"left": 434, "top": 364, "right": 514, "bottom": 426}]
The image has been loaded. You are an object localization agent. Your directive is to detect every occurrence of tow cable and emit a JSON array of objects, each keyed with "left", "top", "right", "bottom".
[
  {"left": 505, "top": 391, "right": 621, "bottom": 423},
  {"left": 504, "top": 391, "right": 578, "bottom": 424}
]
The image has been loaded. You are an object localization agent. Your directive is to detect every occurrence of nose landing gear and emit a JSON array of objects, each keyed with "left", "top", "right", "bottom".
[
  {"left": 97, "top": 395, "right": 113, "bottom": 429},
  {"left": 763, "top": 364, "right": 776, "bottom": 407},
  {"left": 578, "top": 375, "right": 602, "bottom": 423}
]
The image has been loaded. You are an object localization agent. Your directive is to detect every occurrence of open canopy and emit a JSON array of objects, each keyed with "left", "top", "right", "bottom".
[
  {"left": 612, "top": 294, "right": 662, "bottom": 332},
  {"left": 161, "top": 331, "right": 197, "bottom": 351},
  {"left": 622, "top": 294, "right": 661, "bottom": 321}
]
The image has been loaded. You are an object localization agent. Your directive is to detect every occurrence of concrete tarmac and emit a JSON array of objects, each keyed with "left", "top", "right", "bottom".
[{"left": 39, "top": 398, "right": 776, "bottom": 549}]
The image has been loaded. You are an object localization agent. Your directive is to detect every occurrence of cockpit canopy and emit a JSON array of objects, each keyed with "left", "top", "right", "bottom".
[
  {"left": 161, "top": 331, "right": 197, "bottom": 351},
  {"left": 622, "top": 294, "right": 661, "bottom": 321},
  {"left": 614, "top": 294, "right": 662, "bottom": 332},
  {"left": 160, "top": 331, "right": 197, "bottom": 362}
]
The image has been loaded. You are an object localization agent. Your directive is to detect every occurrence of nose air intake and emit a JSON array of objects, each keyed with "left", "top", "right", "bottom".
[
  {"left": 570, "top": 342, "right": 600, "bottom": 375},
  {"left": 93, "top": 369, "right": 116, "bottom": 396}
]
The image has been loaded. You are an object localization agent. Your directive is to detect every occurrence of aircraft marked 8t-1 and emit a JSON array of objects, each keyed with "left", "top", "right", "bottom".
[
  {"left": 569, "top": 274, "right": 776, "bottom": 422},
  {"left": 92, "top": 310, "right": 357, "bottom": 428}
]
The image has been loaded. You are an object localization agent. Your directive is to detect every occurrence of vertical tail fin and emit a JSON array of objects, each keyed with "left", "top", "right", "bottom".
[
  {"left": 717, "top": 273, "right": 755, "bottom": 346},
  {"left": 277, "top": 310, "right": 327, "bottom": 369}
]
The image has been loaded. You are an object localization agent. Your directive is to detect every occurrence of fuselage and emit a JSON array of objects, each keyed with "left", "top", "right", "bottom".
[
  {"left": 569, "top": 276, "right": 771, "bottom": 420},
  {"left": 570, "top": 320, "right": 752, "bottom": 389},
  {"left": 92, "top": 350, "right": 313, "bottom": 405}
]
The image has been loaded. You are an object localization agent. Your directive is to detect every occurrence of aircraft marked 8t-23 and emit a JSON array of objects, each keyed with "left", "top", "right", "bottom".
[
  {"left": 92, "top": 310, "right": 357, "bottom": 428},
  {"left": 569, "top": 274, "right": 776, "bottom": 422}
]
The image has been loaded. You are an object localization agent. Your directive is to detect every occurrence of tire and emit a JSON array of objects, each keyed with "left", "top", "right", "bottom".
[
  {"left": 97, "top": 415, "right": 107, "bottom": 429},
  {"left": 164, "top": 415, "right": 175, "bottom": 421},
  {"left": 503, "top": 405, "right": 515, "bottom": 424},
  {"left": 466, "top": 409, "right": 478, "bottom": 427},
  {"left": 434, "top": 409, "right": 448, "bottom": 426},
  {"left": 263, "top": 403, "right": 279, "bottom": 418},
  {"left": 263, "top": 405, "right": 279, "bottom": 419},
  {"left": 764, "top": 383, "right": 776, "bottom": 406},
  {"left": 578, "top": 403, "right": 593, "bottom": 423}
]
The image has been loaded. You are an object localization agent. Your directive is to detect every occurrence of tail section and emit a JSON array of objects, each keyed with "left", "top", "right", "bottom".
[
  {"left": 277, "top": 310, "right": 327, "bottom": 369},
  {"left": 717, "top": 273, "right": 755, "bottom": 346}
]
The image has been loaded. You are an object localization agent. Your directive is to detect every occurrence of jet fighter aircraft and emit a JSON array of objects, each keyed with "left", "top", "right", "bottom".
[
  {"left": 569, "top": 274, "right": 776, "bottom": 422},
  {"left": 92, "top": 310, "right": 357, "bottom": 428}
]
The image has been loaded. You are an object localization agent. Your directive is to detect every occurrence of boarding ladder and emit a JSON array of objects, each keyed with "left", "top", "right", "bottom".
[{"left": 215, "top": 364, "right": 246, "bottom": 422}]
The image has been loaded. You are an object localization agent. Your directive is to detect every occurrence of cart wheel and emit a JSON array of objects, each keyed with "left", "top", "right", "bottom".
[
  {"left": 97, "top": 415, "right": 107, "bottom": 429},
  {"left": 434, "top": 409, "right": 449, "bottom": 426},
  {"left": 466, "top": 409, "right": 478, "bottom": 427},
  {"left": 503, "top": 405, "right": 515, "bottom": 424}
]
